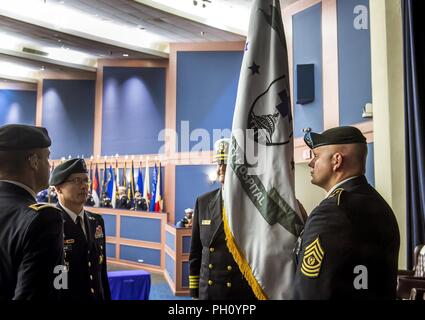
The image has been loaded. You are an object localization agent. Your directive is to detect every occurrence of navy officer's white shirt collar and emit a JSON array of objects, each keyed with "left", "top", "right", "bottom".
[
  {"left": 325, "top": 176, "right": 360, "bottom": 199},
  {"left": 0, "top": 180, "right": 36, "bottom": 200},
  {"left": 59, "top": 201, "right": 87, "bottom": 238}
]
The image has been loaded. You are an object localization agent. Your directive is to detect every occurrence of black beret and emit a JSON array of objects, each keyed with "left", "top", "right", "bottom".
[
  {"left": 49, "top": 158, "right": 88, "bottom": 186},
  {"left": 304, "top": 126, "right": 366, "bottom": 149},
  {"left": 0, "top": 124, "right": 51, "bottom": 150}
]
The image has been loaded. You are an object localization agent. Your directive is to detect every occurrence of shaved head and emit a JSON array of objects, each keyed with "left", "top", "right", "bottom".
[
  {"left": 308, "top": 143, "right": 368, "bottom": 191},
  {"left": 328, "top": 143, "right": 368, "bottom": 174}
]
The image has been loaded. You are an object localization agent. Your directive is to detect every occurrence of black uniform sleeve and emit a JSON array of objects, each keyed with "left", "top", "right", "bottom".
[
  {"left": 188, "top": 197, "right": 202, "bottom": 298},
  {"left": 99, "top": 217, "right": 111, "bottom": 300},
  {"left": 14, "top": 207, "right": 64, "bottom": 300},
  {"left": 141, "top": 199, "right": 147, "bottom": 211},
  {"left": 293, "top": 204, "right": 351, "bottom": 300}
]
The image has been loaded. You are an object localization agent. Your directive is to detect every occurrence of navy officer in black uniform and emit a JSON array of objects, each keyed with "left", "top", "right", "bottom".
[
  {"left": 0, "top": 124, "right": 63, "bottom": 300},
  {"left": 293, "top": 126, "right": 400, "bottom": 299},
  {"left": 116, "top": 186, "right": 131, "bottom": 209},
  {"left": 189, "top": 138, "right": 256, "bottom": 300},
  {"left": 133, "top": 191, "right": 147, "bottom": 211},
  {"left": 50, "top": 158, "right": 111, "bottom": 300}
]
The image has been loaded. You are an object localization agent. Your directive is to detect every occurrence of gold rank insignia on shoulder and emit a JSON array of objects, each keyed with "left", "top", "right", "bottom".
[
  {"left": 328, "top": 187, "right": 344, "bottom": 206},
  {"left": 28, "top": 203, "right": 57, "bottom": 211},
  {"left": 202, "top": 220, "right": 211, "bottom": 225},
  {"left": 301, "top": 237, "right": 325, "bottom": 278}
]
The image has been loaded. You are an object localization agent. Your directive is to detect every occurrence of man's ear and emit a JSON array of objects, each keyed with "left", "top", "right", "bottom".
[
  {"left": 28, "top": 153, "right": 39, "bottom": 170},
  {"left": 332, "top": 152, "right": 343, "bottom": 171},
  {"left": 55, "top": 185, "right": 62, "bottom": 195}
]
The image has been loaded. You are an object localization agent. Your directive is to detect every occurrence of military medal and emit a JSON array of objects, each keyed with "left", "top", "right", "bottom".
[{"left": 94, "top": 225, "right": 104, "bottom": 239}]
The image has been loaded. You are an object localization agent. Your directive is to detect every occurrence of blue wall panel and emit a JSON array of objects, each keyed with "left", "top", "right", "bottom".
[
  {"left": 366, "top": 142, "right": 374, "bottom": 187},
  {"left": 120, "top": 245, "right": 161, "bottom": 266},
  {"left": 293, "top": 3, "right": 323, "bottom": 137},
  {"left": 182, "top": 236, "right": 191, "bottom": 255},
  {"left": 165, "top": 253, "right": 175, "bottom": 282},
  {"left": 106, "top": 243, "right": 116, "bottom": 258},
  {"left": 176, "top": 51, "right": 243, "bottom": 152},
  {"left": 0, "top": 90, "right": 36, "bottom": 125},
  {"left": 175, "top": 165, "right": 219, "bottom": 223},
  {"left": 337, "top": 0, "right": 372, "bottom": 125},
  {"left": 42, "top": 80, "right": 95, "bottom": 159},
  {"left": 102, "top": 214, "right": 116, "bottom": 237},
  {"left": 166, "top": 230, "right": 175, "bottom": 251},
  {"left": 120, "top": 216, "right": 161, "bottom": 243},
  {"left": 182, "top": 261, "right": 189, "bottom": 287},
  {"left": 102, "top": 67, "right": 165, "bottom": 156}
]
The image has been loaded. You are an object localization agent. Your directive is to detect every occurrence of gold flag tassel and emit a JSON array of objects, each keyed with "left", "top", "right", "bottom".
[{"left": 222, "top": 206, "right": 268, "bottom": 300}]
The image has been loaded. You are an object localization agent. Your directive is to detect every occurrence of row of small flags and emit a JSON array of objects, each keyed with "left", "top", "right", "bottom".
[{"left": 88, "top": 160, "right": 163, "bottom": 212}]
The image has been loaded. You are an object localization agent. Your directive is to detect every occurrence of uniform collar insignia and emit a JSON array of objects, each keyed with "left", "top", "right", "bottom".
[{"left": 327, "top": 187, "right": 344, "bottom": 206}]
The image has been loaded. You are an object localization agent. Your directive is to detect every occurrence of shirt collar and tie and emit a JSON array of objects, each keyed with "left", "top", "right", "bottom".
[{"left": 59, "top": 201, "right": 87, "bottom": 238}]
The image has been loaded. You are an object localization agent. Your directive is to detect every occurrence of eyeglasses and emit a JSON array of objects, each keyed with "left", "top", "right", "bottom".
[{"left": 65, "top": 177, "right": 91, "bottom": 186}]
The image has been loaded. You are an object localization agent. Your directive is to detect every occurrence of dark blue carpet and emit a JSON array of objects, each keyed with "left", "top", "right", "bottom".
[{"left": 149, "top": 280, "right": 191, "bottom": 300}]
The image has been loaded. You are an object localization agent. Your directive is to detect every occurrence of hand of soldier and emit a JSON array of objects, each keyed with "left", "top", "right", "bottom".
[{"left": 296, "top": 199, "right": 308, "bottom": 223}]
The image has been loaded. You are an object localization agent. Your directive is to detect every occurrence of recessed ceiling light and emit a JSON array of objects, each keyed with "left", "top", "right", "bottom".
[
  {"left": 123, "top": 53, "right": 129, "bottom": 57},
  {"left": 40, "top": 66, "right": 45, "bottom": 71}
]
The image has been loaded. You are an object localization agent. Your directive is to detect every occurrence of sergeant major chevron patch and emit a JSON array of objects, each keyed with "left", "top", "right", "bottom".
[{"left": 301, "top": 237, "right": 325, "bottom": 278}]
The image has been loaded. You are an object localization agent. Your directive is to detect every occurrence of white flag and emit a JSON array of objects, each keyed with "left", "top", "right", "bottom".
[
  {"left": 224, "top": 0, "right": 304, "bottom": 300},
  {"left": 143, "top": 160, "right": 150, "bottom": 206}
]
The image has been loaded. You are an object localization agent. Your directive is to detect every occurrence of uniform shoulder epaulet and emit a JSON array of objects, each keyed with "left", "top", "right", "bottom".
[
  {"left": 28, "top": 203, "right": 59, "bottom": 212},
  {"left": 327, "top": 188, "right": 344, "bottom": 206}
]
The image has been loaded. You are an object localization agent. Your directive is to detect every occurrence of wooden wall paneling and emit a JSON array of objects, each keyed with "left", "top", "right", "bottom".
[
  {"left": 93, "top": 60, "right": 104, "bottom": 158},
  {"left": 35, "top": 80, "right": 43, "bottom": 126},
  {"left": 0, "top": 82, "right": 37, "bottom": 91},
  {"left": 322, "top": 0, "right": 340, "bottom": 129}
]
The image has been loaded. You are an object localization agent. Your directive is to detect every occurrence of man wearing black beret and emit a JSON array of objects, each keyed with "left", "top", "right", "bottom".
[
  {"left": 0, "top": 124, "right": 64, "bottom": 300},
  {"left": 50, "top": 158, "right": 111, "bottom": 300},
  {"left": 293, "top": 126, "right": 400, "bottom": 299}
]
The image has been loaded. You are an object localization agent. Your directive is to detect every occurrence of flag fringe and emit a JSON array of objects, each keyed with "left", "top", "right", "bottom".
[{"left": 222, "top": 206, "right": 268, "bottom": 300}]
